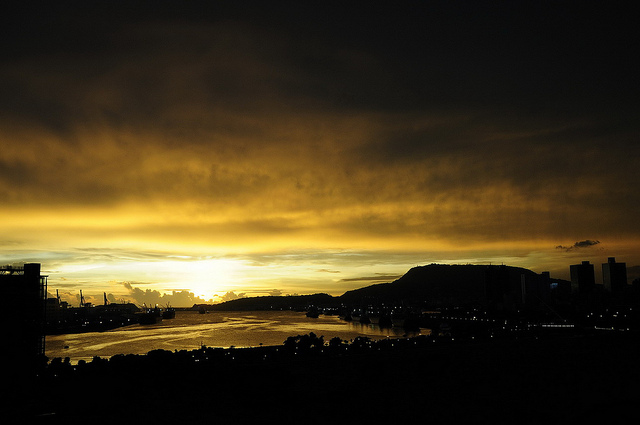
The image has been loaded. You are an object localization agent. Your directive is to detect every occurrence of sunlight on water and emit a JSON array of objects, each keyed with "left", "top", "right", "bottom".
[{"left": 46, "top": 310, "right": 428, "bottom": 362}]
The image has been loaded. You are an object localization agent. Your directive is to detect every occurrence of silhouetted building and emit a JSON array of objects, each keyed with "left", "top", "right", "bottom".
[
  {"left": 537, "top": 271, "right": 552, "bottom": 300},
  {"left": 1, "top": 263, "right": 48, "bottom": 370},
  {"left": 570, "top": 261, "right": 595, "bottom": 294},
  {"left": 548, "top": 276, "right": 571, "bottom": 300},
  {"left": 602, "top": 257, "right": 627, "bottom": 293},
  {"left": 45, "top": 293, "right": 69, "bottom": 329},
  {"left": 484, "top": 265, "right": 551, "bottom": 311}
]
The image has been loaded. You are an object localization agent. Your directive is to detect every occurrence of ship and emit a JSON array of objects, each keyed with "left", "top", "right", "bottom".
[
  {"left": 138, "top": 306, "right": 163, "bottom": 325},
  {"left": 305, "top": 306, "right": 320, "bottom": 318},
  {"left": 162, "top": 304, "right": 176, "bottom": 319}
]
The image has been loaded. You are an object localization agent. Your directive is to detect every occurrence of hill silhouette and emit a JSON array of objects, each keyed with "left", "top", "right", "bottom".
[
  {"left": 206, "top": 264, "right": 568, "bottom": 310},
  {"left": 340, "top": 263, "right": 563, "bottom": 307},
  {"left": 199, "top": 293, "right": 336, "bottom": 311}
]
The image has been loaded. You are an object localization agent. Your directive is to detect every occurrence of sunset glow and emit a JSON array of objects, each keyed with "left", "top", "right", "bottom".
[{"left": 2, "top": 2, "right": 638, "bottom": 306}]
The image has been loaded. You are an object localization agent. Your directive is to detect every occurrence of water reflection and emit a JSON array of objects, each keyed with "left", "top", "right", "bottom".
[
  {"left": 346, "top": 320, "right": 423, "bottom": 338},
  {"left": 46, "top": 310, "right": 429, "bottom": 362}
]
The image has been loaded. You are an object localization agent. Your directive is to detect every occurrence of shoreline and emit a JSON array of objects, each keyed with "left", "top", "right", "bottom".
[{"left": 43, "top": 309, "right": 426, "bottom": 363}]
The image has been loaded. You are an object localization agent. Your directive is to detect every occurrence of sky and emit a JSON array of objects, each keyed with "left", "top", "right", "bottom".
[{"left": 1, "top": 1, "right": 639, "bottom": 307}]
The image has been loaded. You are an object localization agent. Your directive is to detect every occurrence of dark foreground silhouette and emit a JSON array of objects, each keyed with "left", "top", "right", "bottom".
[{"left": 7, "top": 330, "right": 640, "bottom": 425}]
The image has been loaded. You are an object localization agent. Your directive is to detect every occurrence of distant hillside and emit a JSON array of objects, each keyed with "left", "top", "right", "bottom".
[
  {"left": 340, "top": 263, "right": 561, "bottom": 307},
  {"left": 199, "top": 264, "right": 568, "bottom": 311},
  {"left": 201, "top": 293, "right": 336, "bottom": 311}
]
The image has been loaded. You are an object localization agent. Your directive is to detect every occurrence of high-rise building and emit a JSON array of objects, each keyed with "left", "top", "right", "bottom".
[
  {"left": 602, "top": 257, "right": 627, "bottom": 293},
  {"left": 570, "top": 261, "right": 595, "bottom": 294},
  {"left": 1, "top": 263, "right": 48, "bottom": 371}
]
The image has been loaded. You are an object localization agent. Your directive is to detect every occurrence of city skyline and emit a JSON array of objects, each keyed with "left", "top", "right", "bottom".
[{"left": 2, "top": 2, "right": 639, "bottom": 306}]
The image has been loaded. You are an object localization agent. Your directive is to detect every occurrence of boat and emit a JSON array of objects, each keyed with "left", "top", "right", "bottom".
[
  {"left": 162, "top": 304, "right": 176, "bottom": 319},
  {"left": 138, "top": 306, "right": 163, "bottom": 325},
  {"left": 437, "top": 322, "right": 452, "bottom": 335},
  {"left": 391, "top": 308, "right": 420, "bottom": 330},
  {"left": 366, "top": 307, "right": 392, "bottom": 327},
  {"left": 306, "top": 306, "right": 320, "bottom": 318},
  {"left": 359, "top": 312, "right": 371, "bottom": 324},
  {"left": 391, "top": 309, "right": 408, "bottom": 328},
  {"left": 338, "top": 309, "right": 352, "bottom": 321},
  {"left": 351, "top": 308, "right": 364, "bottom": 322}
]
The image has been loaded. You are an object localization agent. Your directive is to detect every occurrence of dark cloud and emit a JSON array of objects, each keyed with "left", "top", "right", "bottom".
[
  {"left": 4, "top": 2, "right": 638, "bottom": 127},
  {"left": 2, "top": 3, "right": 638, "bottom": 207},
  {"left": 574, "top": 240, "right": 601, "bottom": 249},
  {"left": 556, "top": 240, "right": 601, "bottom": 252}
]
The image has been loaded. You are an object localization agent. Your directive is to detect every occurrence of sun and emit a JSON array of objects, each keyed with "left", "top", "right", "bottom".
[
  {"left": 115, "top": 257, "right": 248, "bottom": 302},
  {"left": 181, "top": 258, "right": 245, "bottom": 300}
]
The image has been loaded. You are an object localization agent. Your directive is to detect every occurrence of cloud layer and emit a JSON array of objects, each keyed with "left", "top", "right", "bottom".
[{"left": 2, "top": 2, "right": 639, "bottom": 297}]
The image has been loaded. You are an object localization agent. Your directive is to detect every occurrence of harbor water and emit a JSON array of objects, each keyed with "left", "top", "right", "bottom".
[{"left": 46, "top": 310, "right": 427, "bottom": 363}]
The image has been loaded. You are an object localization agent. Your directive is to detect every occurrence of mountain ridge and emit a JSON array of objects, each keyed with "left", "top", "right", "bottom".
[{"left": 204, "top": 263, "right": 569, "bottom": 310}]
